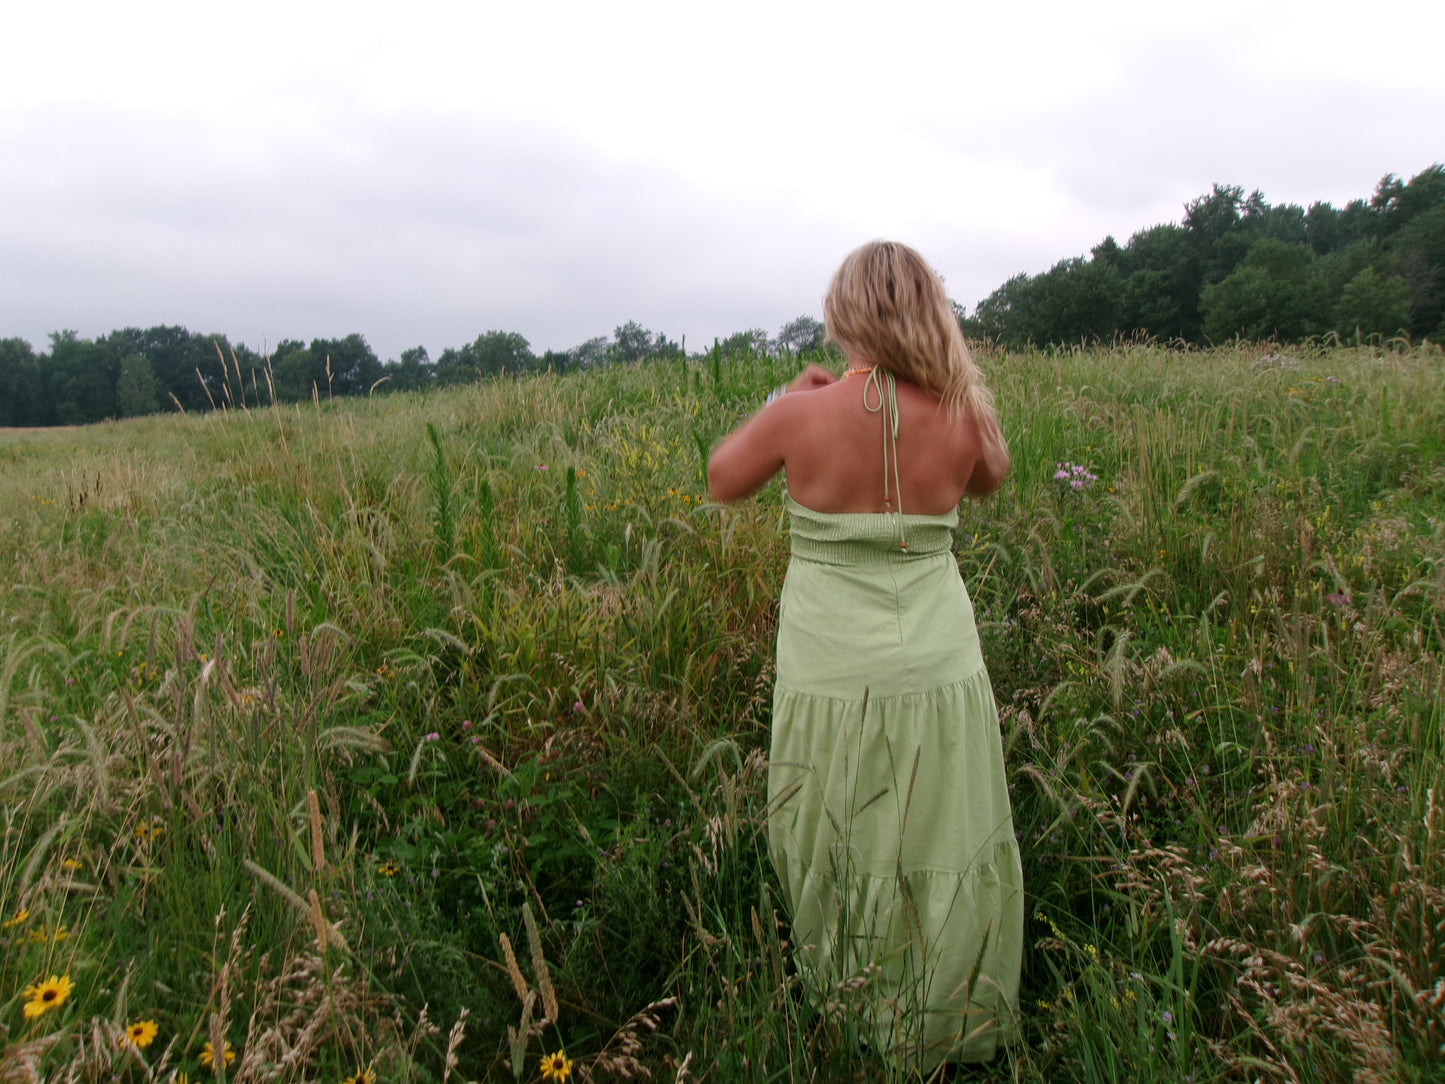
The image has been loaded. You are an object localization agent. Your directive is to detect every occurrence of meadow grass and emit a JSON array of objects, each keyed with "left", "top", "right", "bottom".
[{"left": 0, "top": 341, "right": 1441, "bottom": 1082}]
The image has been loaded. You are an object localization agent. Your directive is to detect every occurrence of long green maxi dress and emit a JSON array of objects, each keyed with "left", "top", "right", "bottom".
[{"left": 767, "top": 377, "right": 1024, "bottom": 1069}]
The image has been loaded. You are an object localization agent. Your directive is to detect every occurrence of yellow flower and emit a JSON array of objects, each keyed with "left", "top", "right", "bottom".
[
  {"left": 199, "top": 1041, "right": 235, "bottom": 1070},
  {"left": 2, "top": 908, "right": 28, "bottom": 928},
  {"left": 120, "top": 1019, "right": 159, "bottom": 1049},
  {"left": 539, "top": 1050, "right": 573, "bottom": 1081},
  {"left": 22, "top": 974, "right": 72, "bottom": 1019},
  {"left": 61, "top": 858, "right": 83, "bottom": 872},
  {"left": 27, "top": 924, "right": 68, "bottom": 944},
  {"left": 377, "top": 860, "right": 400, "bottom": 877},
  {"left": 135, "top": 817, "right": 165, "bottom": 843},
  {"left": 341, "top": 1067, "right": 377, "bottom": 1084}
]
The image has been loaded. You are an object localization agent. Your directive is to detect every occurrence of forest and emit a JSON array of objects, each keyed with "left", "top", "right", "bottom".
[
  {"left": 1, "top": 164, "right": 1440, "bottom": 429},
  {"left": 962, "top": 163, "right": 1445, "bottom": 348}
]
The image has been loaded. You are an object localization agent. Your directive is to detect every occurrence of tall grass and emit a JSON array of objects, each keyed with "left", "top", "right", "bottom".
[{"left": 1, "top": 341, "right": 1441, "bottom": 1081}]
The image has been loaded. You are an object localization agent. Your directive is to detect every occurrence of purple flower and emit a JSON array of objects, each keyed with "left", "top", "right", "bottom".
[{"left": 424, "top": 731, "right": 440, "bottom": 742}]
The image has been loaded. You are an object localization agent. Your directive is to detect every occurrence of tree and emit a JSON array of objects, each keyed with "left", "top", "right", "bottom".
[
  {"left": 270, "top": 340, "right": 324, "bottom": 402},
  {"left": 0, "top": 338, "right": 45, "bottom": 426},
  {"left": 310, "top": 334, "right": 383, "bottom": 396},
  {"left": 612, "top": 321, "right": 656, "bottom": 363},
  {"left": 382, "top": 346, "right": 434, "bottom": 393},
  {"left": 46, "top": 331, "right": 116, "bottom": 425},
  {"left": 1027, "top": 257, "right": 1123, "bottom": 343},
  {"left": 717, "top": 329, "right": 773, "bottom": 356},
  {"left": 777, "top": 315, "right": 825, "bottom": 354},
  {"left": 1184, "top": 184, "right": 1253, "bottom": 287},
  {"left": 569, "top": 337, "right": 610, "bottom": 369},
  {"left": 1334, "top": 268, "right": 1410, "bottom": 339},
  {"left": 1386, "top": 204, "right": 1445, "bottom": 336},
  {"left": 115, "top": 353, "right": 161, "bottom": 417}
]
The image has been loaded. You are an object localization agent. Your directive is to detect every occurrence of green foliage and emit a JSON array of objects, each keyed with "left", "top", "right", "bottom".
[{"left": 966, "top": 164, "right": 1445, "bottom": 349}]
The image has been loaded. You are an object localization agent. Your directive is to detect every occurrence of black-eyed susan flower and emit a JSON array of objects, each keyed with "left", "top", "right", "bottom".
[
  {"left": 539, "top": 1050, "right": 572, "bottom": 1081},
  {"left": 341, "top": 1066, "right": 377, "bottom": 1084},
  {"left": 120, "top": 1019, "right": 159, "bottom": 1049},
  {"left": 199, "top": 1040, "right": 235, "bottom": 1071},
  {"left": 377, "top": 860, "right": 400, "bottom": 877},
  {"left": 21, "top": 974, "right": 72, "bottom": 1019},
  {"left": 134, "top": 817, "right": 165, "bottom": 843},
  {"left": 1, "top": 908, "right": 28, "bottom": 928},
  {"left": 61, "top": 858, "right": 83, "bottom": 872}
]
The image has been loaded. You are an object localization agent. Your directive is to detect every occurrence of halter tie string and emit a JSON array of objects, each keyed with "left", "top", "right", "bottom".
[{"left": 862, "top": 367, "right": 908, "bottom": 551}]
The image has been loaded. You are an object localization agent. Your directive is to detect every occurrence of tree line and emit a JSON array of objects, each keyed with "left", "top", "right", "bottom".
[
  {"left": 9, "top": 162, "right": 1438, "bottom": 428},
  {"left": 960, "top": 164, "right": 1445, "bottom": 348},
  {"left": 0, "top": 316, "right": 829, "bottom": 428}
]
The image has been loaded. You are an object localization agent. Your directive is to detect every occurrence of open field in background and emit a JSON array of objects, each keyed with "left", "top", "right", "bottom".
[{"left": 1, "top": 342, "right": 1442, "bottom": 1083}]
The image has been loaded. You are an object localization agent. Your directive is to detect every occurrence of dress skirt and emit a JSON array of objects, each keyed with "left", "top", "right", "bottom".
[{"left": 768, "top": 498, "right": 1024, "bottom": 1068}]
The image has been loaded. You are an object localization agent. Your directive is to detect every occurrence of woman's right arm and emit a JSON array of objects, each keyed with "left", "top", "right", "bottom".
[{"left": 707, "top": 366, "right": 835, "bottom": 503}]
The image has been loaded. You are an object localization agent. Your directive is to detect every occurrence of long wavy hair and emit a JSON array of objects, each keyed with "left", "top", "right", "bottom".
[{"left": 823, "top": 240, "right": 1000, "bottom": 437}]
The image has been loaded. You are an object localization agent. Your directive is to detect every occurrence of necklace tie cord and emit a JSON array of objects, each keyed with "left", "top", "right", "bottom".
[{"left": 861, "top": 367, "right": 907, "bottom": 551}]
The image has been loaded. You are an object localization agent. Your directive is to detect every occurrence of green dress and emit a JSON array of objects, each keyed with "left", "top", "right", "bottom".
[{"left": 767, "top": 428, "right": 1024, "bottom": 1067}]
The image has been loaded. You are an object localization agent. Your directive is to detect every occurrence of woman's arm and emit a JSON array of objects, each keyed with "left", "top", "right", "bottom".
[
  {"left": 964, "top": 411, "right": 1010, "bottom": 497},
  {"left": 707, "top": 365, "right": 835, "bottom": 502}
]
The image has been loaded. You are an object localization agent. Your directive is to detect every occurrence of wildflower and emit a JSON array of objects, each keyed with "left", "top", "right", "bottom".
[
  {"left": 1053, "top": 461, "right": 1099, "bottom": 492},
  {"left": 424, "top": 732, "right": 440, "bottom": 742},
  {"left": 539, "top": 1050, "right": 573, "bottom": 1081},
  {"left": 534, "top": 463, "right": 549, "bottom": 471},
  {"left": 341, "top": 1067, "right": 377, "bottom": 1084},
  {"left": 199, "top": 1040, "right": 235, "bottom": 1070},
  {"left": 22, "top": 974, "right": 72, "bottom": 1019},
  {"left": 2, "top": 908, "right": 28, "bottom": 928},
  {"left": 61, "top": 858, "right": 83, "bottom": 872},
  {"left": 378, "top": 860, "right": 400, "bottom": 877},
  {"left": 135, "top": 817, "right": 165, "bottom": 843},
  {"left": 27, "top": 924, "right": 68, "bottom": 943},
  {"left": 121, "top": 1019, "right": 159, "bottom": 1049}
]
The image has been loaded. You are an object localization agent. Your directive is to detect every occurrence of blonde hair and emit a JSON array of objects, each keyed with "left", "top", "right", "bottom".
[{"left": 823, "top": 240, "right": 999, "bottom": 431}]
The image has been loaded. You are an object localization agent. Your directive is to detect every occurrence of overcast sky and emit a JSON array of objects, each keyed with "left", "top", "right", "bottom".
[{"left": 2, "top": 0, "right": 1442, "bottom": 362}]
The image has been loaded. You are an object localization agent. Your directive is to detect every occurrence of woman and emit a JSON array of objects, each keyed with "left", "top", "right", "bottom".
[{"left": 708, "top": 241, "right": 1023, "bottom": 1069}]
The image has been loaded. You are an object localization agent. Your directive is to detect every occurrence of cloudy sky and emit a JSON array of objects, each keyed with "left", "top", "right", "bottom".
[{"left": 2, "top": 0, "right": 1442, "bottom": 362}]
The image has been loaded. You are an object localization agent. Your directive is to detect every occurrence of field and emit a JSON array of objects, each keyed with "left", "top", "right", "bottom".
[{"left": 1, "top": 342, "right": 1442, "bottom": 1083}]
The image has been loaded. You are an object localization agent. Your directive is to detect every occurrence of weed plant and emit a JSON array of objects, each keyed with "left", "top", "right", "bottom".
[{"left": 0, "top": 341, "right": 1441, "bottom": 1081}]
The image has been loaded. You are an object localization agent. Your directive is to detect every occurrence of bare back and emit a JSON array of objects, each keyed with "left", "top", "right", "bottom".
[{"left": 779, "top": 372, "right": 987, "bottom": 515}]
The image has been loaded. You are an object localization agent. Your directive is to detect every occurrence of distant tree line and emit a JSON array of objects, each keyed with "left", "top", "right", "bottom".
[
  {"left": 961, "top": 164, "right": 1445, "bottom": 347},
  {"left": 0, "top": 315, "right": 829, "bottom": 428}
]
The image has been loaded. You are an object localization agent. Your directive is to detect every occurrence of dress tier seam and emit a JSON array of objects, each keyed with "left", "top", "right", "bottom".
[{"left": 772, "top": 668, "right": 991, "bottom": 704}]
